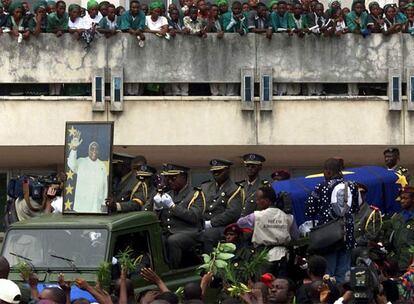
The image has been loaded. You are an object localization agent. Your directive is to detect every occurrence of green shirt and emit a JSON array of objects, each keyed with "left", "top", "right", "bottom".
[
  {"left": 270, "top": 11, "right": 295, "bottom": 31},
  {"left": 345, "top": 11, "right": 368, "bottom": 33},
  {"left": 46, "top": 11, "right": 68, "bottom": 32},
  {"left": 291, "top": 14, "right": 309, "bottom": 29},
  {"left": 389, "top": 212, "right": 414, "bottom": 272},
  {"left": 220, "top": 11, "right": 248, "bottom": 34},
  {"left": 119, "top": 10, "right": 145, "bottom": 31},
  {"left": 98, "top": 15, "right": 121, "bottom": 30}
]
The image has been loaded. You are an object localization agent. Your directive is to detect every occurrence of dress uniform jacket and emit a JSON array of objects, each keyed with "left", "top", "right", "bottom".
[
  {"left": 201, "top": 178, "right": 244, "bottom": 227},
  {"left": 240, "top": 177, "right": 267, "bottom": 217},
  {"left": 116, "top": 172, "right": 156, "bottom": 212},
  {"left": 389, "top": 211, "right": 414, "bottom": 272},
  {"left": 158, "top": 184, "right": 205, "bottom": 234}
]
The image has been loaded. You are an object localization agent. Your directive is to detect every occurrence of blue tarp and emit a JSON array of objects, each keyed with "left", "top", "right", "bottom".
[{"left": 272, "top": 166, "right": 401, "bottom": 226}]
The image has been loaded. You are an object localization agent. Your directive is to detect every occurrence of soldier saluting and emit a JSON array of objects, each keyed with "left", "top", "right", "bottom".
[
  {"left": 239, "top": 153, "right": 269, "bottom": 217},
  {"left": 153, "top": 164, "right": 205, "bottom": 269},
  {"left": 200, "top": 159, "right": 244, "bottom": 253}
]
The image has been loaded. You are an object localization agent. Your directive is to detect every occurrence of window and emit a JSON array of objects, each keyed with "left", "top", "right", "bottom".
[
  {"left": 262, "top": 76, "right": 270, "bottom": 101},
  {"left": 392, "top": 76, "right": 400, "bottom": 102},
  {"left": 113, "top": 231, "right": 153, "bottom": 272},
  {"left": 411, "top": 77, "right": 414, "bottom": 102},
  {"left": 244, "top": 76, "right": 252, "bottom": 102},
  {"left": 2, "top": 229, "right": 108, "bottom": 269},
  {"left": 114, "top": 77, "right": 121, "bottom": 102},
  {"left": 95, "top": 77, "right": 103, "bottom": 102}
]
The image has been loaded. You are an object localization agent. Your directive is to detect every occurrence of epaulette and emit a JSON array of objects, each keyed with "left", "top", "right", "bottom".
[
  {"left": 261, "top": 180, "right": 270, "bottom": 186},
  {"left": 235, "top": 181, "right": 245, "bottom": 188}
]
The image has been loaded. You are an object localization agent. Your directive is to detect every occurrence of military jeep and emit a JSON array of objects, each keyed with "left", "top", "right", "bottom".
[{"left": 1, "top": 212, "right": 202, "bottom": 300}]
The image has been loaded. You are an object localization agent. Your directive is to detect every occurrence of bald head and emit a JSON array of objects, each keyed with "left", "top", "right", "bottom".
[{"left": 0, "top": 256, "right": 10, "bottom": 279}]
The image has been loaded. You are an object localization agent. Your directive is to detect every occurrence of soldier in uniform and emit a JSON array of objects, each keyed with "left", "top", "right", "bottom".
[
  {"left": 239, "top": 153, "right": 269, "bottom": 217},
  {"left": 384, "top": 147, "right": 411, "bottom": 185},
  {"left": 107, "top": 164, "right": 157, "bottom": 213},
  {"left": 153, "top": 164, "right": 205, "bottom": 269},
  {"left": 386, "top": 186, "right": 414, "bottom": 273},
  {"left": 200, "top": 159, "right": 244, "bottom": 253}
]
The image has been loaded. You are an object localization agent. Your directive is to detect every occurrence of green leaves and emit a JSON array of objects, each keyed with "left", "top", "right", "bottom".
[
  {"left": 217, "top": 253, "right": 234, "bottom": 260},
  {"left": 227, "top": 283, "right": 252, "bottom": 297},
  {"left": 219, "top": 243, "right": 237, "bottom": 253},
  {"left": 15, "top": 261, "right": 32, "bottom": 281},
  {"left": 202, "top": 254, "right": 211, "bottom": 264},
  {"left": 116, "top": 247, "right": 137, "bottom": 273},
  {"left": 96, "top": 262, "right": 112, "bottom": 292},
  {"left": 215, "top": 260, "right": 228, "bottom": 268},
  {"left": 198, "top": 242, "right": 236, "bottom": 275}
]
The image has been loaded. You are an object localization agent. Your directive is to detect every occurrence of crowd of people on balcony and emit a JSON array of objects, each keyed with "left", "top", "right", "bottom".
[
  {"left": 0, "top": 0, "right": 413, "bottom": 42},
  {"left": 0, "top": 0, "right": 410, "bottom": 96}
]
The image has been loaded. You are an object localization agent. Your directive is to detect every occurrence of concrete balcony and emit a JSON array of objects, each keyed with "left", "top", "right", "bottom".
[
  {"left": 0, "top": 96, "right": 413, "bottom": 171},
  {"left": 0, "top": 33, "right": 412, "bottom": 84}
]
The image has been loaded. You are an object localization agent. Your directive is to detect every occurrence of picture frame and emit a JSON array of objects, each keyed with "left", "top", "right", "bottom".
[{"left": 63, "top": 121, "right": 114, "bottom": 214}]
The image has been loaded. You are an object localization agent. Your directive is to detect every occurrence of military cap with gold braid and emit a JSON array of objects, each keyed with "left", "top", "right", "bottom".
[
  {"left": 136, "top": 164, "right": 157, "bottom": 177},
  {"left": 161, "top": 163, "right": 189, "bottom": 176},
  {"left": 383, "top": 147, "right": 400, "bottom": 156},
  {"left": 209, "top": 159, "right": 233, "bottom": 171},
  {"left": 242, "top": 153, "right": 266, "bottom": 165}
]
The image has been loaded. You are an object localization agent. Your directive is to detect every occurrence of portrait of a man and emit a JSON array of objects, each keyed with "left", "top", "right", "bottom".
[{"left": 63, "top": 122, "right": 113, "bottom": 214}]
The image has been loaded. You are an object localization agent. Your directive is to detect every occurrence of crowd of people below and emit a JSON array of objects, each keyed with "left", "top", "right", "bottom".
[{"left": 3, "top": 148, "right": 414, "bottom": 303}]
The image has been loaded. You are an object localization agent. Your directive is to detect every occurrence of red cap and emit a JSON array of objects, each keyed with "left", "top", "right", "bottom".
[
  {"left": 401, "top": 186, "right": 414, "bottom": 194},
  {"left": 260, "top": 273, "right": 275, "bottom": 288},
  {"left": 224, "top": 223, "right": 242, "bottom": 235}
]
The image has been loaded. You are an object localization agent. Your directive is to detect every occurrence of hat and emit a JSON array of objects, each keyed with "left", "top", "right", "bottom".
[
  {"left": 47, "top": 0, "right": 56, "bottom": 6},
  {"left": 356, "top": 182, "right": 368, "bottom": 193},
  {"left": 260, "top": 273, "right": 275, "bottom": 288},
  {"left": 268, "top": 0, "right": 278, "bottom": 9},
  {"left": 271, "top": 169, "right": 290, "bottom": 180},
  {"left": 9, "top": 1, "right": 23, "bottom": 14},
  {"left": 216, "top": 0, "right": 228, "bottom": 6},
  {"left": 136, "top": 164, "right": 157, "bottom": 177},
  {"left": 87, "top": 0, "right": 99, "bottom": 10},
  {"left": 99, "top": 0, "right": 109, "bottom": 8},
  {"left": 149, "top": 0, "right": 163, "bottom": 10},
  {"left": 112, "top": 153, "right": 134, "bottom": 165},
  {"left": 209, "top": 159, "right": 233, "bottom": 171},
  {"left": 401, "top": 186, "right": 414, "bottom": 194},
  {"left": 242, "top": 153, "right": 266, "bottom": 165},
  {"left": 33, "top": 0, "right": 47, "bottom": 11},
  {"left": 0, "top": 279, "right": 21, "bottom": 304},
  {"left": 383, "top": 3, "right": 397, "bottom": 11},
  {"left": 384, "top": 147, "right": 400, "bottom": 155},
  {"left": 368, "top": 1, "right": 379, "bottom": 9},
  {"left": 68, "top": 3, "right": 81, "bottom": 12},
  {"left": 224, "top": 223, "right": 242, "bottom": 235},
  {"left": 161, "top": 163, "right": 189, "bottom": 176}
]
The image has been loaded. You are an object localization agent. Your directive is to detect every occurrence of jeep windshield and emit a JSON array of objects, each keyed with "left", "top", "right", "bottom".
[{"left": 2, "top": 229, "right": 108, "bottom": 269}]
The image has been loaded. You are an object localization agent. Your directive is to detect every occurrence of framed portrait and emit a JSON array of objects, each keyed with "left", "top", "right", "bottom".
[{"left": 63, "top": 122, "right": 114, "bottom": 214}]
